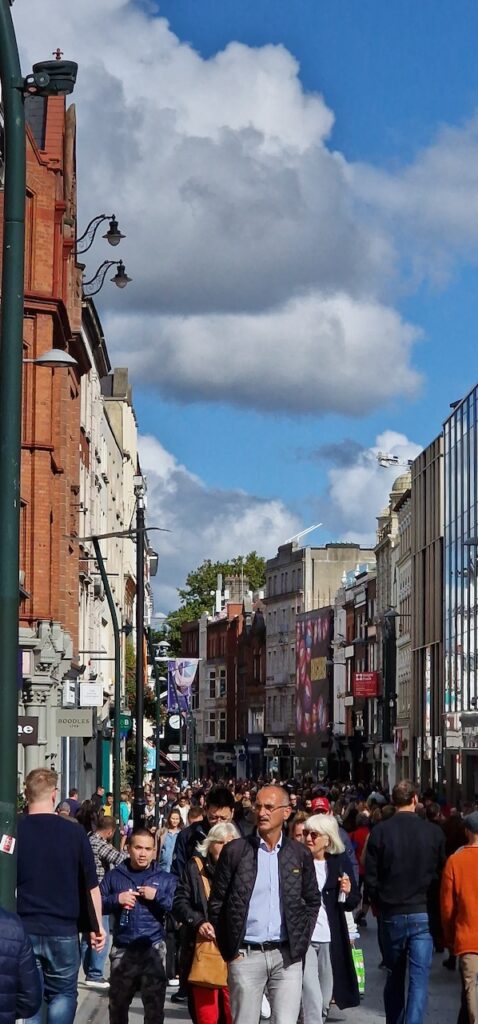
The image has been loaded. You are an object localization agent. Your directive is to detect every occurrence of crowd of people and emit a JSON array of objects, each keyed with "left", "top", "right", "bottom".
[{"left": 3, "top": 770, "right": 478, "bottom": 1024}]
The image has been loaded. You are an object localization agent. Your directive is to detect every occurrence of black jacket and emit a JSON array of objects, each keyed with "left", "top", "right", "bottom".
[
  {"left": 365, "top": 810, "right": 446, "bottom": 916},
  {"left": 0, "top": 910, "right": 42, "bottom": 1024},
  {"left": 209, "top": 835, "right": 320, "bottom": 962},
  {"left": 320, "top": 852, "right": 360, "bottom": 1010},
  {"left": 172, "top": 854, "right": 213, "bottom": 984},
  {"left": 171, "top": 820, "right": 208, "bottom": 878}
]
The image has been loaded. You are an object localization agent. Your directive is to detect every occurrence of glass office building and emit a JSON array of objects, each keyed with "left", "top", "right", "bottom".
[{"left": 444, "top": 384, "right": 478, "bottom": 799}]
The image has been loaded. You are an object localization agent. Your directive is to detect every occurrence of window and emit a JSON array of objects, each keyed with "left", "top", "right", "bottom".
[
  {"left": 208, "top": 670, "right": 216, "bottom": 699},
  {"left": 206, "top": 712, "right": 216, "bottom": 740},
  {"left": 248, "top": 708, "right": 264, "bottom": 733},
  {"left": 219, "top": 668, "right": 226, "bottom": 697},
  {"left": 218, "top": 711, "right": 226, "bottom": 741}
]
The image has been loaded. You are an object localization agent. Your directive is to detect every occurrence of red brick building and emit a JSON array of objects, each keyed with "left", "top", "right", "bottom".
[{"left": 0, "top": 95, "right": 86, "bottom": 779}]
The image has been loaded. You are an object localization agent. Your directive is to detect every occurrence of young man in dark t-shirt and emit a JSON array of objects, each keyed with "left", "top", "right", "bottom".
[{"left": 17, "top": 768, "right": 105, "bottom": 1024}]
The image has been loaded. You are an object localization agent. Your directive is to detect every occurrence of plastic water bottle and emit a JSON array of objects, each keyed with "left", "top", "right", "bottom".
[
  {"left": 120, "top": 889, "right": 134, "bottom": 926},
  {"left": 338, "top": 874, "right": 348, "bottom": 903}
]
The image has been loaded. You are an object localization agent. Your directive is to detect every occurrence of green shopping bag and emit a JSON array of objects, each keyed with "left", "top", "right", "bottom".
[{"left": 352, "top": 946, "right": 365, "bottom": 995}]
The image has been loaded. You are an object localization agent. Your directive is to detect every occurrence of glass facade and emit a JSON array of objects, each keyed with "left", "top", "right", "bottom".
[{"left": 444, "top": 386, "right": 478, "bottom": 716}]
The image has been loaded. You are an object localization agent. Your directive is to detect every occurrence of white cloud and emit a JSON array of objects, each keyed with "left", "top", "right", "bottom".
[
  {"left": 326, "top": 431, "right": 423, "bottom": 544},
  {"left": 351, "top": 114, "right": 478, "bottom": 282},
  {"left": 108, "top": 293, "right": 421, "bottom": 414},
  {"left": 139, "top": 434, "right": 300, "bottom": 609},
  {"left": 13, "top": 0, "right": 421, "bottom": 417}
]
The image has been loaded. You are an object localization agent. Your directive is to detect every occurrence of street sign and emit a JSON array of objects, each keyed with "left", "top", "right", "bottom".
[
  {"left": 119, "top": 713, "right": 132, "bottom": 731},
  {"left": 56, "top": 709, "right": 93, "bottom": 737},
  {"left": 18, "top": 716, "right": 38, "bottom": 745}
]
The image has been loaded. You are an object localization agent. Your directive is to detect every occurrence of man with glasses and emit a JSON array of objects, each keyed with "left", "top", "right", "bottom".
[
  {"left": 171, "top": 785, "right": 235, "bottom": 878},
  {"left": 209, "top": 785, "right": 320, "bottom": 1024}
]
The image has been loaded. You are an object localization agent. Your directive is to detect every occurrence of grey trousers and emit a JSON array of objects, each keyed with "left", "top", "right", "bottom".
[
  {"left": 302, "top": 942, "right": 333, "bottom": 1024},
  {"left": 228, "top": 947, "right": 303, "bottom": 1024},
  {"left": 460, "top": 953, "right": 478, "bottom": 1024}
]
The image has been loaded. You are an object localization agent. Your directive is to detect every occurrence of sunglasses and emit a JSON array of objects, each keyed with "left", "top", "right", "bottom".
[{"left": 303, "top": 829, "right": 326, "bottom": 842}]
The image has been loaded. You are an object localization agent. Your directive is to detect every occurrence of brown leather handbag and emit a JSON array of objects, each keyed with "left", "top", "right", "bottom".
[{"left": 188, "top": 857, "right": 228, "bottom": 989}]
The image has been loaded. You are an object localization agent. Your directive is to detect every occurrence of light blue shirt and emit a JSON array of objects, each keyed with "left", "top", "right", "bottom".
[{"left": 244, "top": 835, "right": 285, "bottom": 942}]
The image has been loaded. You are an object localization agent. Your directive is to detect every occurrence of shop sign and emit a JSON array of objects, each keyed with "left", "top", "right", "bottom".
[
  {"left": 79, "top": 682, "right": 103, "bottom": 707},
  {"left": 353, "top": 672, "right": 379, "bottom": 698},
  {"left": 56, "top": 709, "right": 93, "bottom": 737},
  {"left": 18, "top": 716, "right": 38, "bottom": 745}
]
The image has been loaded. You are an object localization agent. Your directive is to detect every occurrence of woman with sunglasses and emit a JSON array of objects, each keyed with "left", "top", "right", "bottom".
[{"left": 302, "top": 814, "right": 360, "bottom": 1023}]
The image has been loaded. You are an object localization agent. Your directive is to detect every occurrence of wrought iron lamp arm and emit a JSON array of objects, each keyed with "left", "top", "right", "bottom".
[
  {"left": 75, "top": 214, "right": 111, "bottom": 255},
  {"left": 82, "top": 260, "right": 115, "bottom": 297}
]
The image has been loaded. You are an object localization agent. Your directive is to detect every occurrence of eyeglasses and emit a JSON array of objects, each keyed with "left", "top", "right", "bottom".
[
  {"left": 253, "top": 803, "right": 289, "bottom": 813},
  {"left": 303, "top": 829, "right": 324, "bottom": 841},
  {"left": 207, "top": 812, "right": 231, "bottom": 822}
]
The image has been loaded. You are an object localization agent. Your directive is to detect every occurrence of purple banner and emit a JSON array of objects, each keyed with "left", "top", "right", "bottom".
[{"left": 167, "top": 658, "right": 199, "bottom": 712}]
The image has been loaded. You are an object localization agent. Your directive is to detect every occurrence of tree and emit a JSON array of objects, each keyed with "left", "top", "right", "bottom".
[{"left": 165, "top": 551, "right": 266, "bottom": 655}]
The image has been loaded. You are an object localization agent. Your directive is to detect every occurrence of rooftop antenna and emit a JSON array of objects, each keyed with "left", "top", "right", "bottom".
[{"left": 284, "top": 522, "right": 323, "bottom": 545}]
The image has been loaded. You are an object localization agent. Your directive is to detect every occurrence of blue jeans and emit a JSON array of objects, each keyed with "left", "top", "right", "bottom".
[
  {"left": 81, "top": 915, "right": 110, "bottom": 980},
  {"left": 27, "top": 934, "right": 80, "bottom": 1024},
  {"left": 381, "top": 913, "right": 433, "bottom": 1024}
]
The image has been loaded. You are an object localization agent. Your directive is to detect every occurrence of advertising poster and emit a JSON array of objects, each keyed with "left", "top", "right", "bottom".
[
  {"left": 167, "top": 658, "right": 199, "bottom": 712},
  {"left": 296, "top": 608, "right": 333, "bottom": 757}
]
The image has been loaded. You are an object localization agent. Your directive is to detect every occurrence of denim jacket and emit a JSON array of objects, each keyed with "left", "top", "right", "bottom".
[{"left": 100, "top": 860, "right": 177, "bottom": 948}]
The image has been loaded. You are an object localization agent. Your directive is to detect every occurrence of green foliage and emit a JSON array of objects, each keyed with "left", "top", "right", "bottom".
[{"left": 164, "top": 551, "right": 266, "bottom": 654}]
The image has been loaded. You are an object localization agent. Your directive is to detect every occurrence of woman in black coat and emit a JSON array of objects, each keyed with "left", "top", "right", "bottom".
[
  {"left": 172, "top": 820, "right": 239, "bottom": 1024},
  {"left": 302, "top": 813, "right": 360, "bottom": 1023}
]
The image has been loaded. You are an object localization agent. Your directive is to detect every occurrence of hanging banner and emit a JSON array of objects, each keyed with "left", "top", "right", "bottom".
[
  {"left": 296, "top": 607, "right": 333, "bottom": 758},
  {"left": 167, "top": 659, "right": 199, "bottom": 712}
]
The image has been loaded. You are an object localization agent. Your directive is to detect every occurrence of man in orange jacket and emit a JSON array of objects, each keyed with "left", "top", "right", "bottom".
[{"left": 441, "top": 811, "right": 478, "bottom": 1024}]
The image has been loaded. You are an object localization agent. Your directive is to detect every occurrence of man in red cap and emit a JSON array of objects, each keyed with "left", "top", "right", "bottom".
[{"left": 310, "top": 796, "right": 359, "bottom": 883}]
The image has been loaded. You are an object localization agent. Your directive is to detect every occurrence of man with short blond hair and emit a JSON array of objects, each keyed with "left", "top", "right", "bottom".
[{"left": 17, "top": 768, "right": 105, "bottom": 1024}]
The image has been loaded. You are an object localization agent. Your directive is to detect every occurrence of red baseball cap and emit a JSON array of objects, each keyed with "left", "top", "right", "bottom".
[{"left": 311, "top": 796, "right": 331, "bottom": 813}]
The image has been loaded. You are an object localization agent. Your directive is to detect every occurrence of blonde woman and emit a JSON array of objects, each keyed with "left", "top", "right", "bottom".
[
  {"left": 302, "top": 813, "right": 360, "bottom": 1023},
  {"left": 173, "top": 821, "right": 240, "bottom": 1024}
]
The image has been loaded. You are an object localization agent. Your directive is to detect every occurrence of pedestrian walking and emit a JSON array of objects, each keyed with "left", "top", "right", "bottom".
[
  {"left": 172, "top": 785, "right": 236, "bottom": 878},
  {"left": 100, "top": 827, "right": 177, "bottom": 1024},
  {"left": 17, "top": 768, "right": 105, "bottom": 1024},
  {"left": 209, "top": 785, "right": 320, "bottom": 1024},
  {"left": 173, "top": 821, "right": 240, "bottom": 1023},
  {"left": 441, "top": 810, "right": 478, "bottom": 1024},
  {"left": 0, "top": 907, "right": 42, "bottom": 1024},
  {"left": 365, "top": 779, "right": 445, "bottom": 1024},
  {"left": 302, "top": 814, "right": 360, "bottom": 1023},
  {"left": 158, "top": 808, "right": 183, "bottom": 872},
  {"left": 82, "top": 814, "right": 127, "bottom": 989},
  {"left": 158, "top": 808, "right": 184, "bottom": 985}
]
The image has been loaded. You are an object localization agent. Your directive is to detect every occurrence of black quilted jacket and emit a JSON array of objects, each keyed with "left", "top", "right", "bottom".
[
  {"left": 209, "top": 835, "right": 321, "bottom": 962},
  {"left": 0, "top": 909, "right": 41, "bottom": 1024}
]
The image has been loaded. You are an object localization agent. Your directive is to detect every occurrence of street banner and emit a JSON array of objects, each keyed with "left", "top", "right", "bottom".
[
  {"left": 167, "top": 658, "right": 199, "bottom": 712},
  {"left": 296, "top": 607, "right": 333, "bottom": 758}
]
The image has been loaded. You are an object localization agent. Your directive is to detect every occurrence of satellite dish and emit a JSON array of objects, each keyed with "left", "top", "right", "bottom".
[{"left": 169, "top": 714, "right": 181, "bottom": 730}]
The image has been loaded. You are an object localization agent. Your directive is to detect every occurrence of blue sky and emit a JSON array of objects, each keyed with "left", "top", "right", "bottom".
[
  {"left": 135, "top": 0, "right": 478, "bottom": 506},
  {"left": 16, "top": 0, "right": 478, "bottom": 606}
]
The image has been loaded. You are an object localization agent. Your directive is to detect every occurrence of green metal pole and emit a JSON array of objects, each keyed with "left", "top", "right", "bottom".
[
  {"left": 92, "top": 537, "right": 121, "bottom": 849},
  {"left": 0, "top": 0, "right": 26, "bottom": 911}
]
